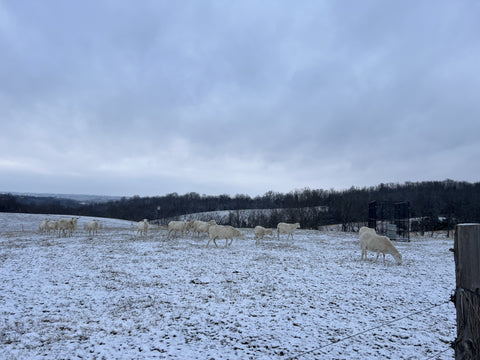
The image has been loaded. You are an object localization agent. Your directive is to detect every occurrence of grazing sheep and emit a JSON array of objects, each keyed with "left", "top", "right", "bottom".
[
  {"left": 359, "top": 226, "right": 376, "bottom": 237},
  {"left": 85, "top": 220, "right": 99, "bottom": 236},
  {"left": 207, "top": 225, "right": 245, "bottom": 248},
  {"left": 360, "top": 231, "right": 402, "bottom": 265},
  {"left": 359, "top": 226, "right": 377, "bottom": 259},
  {"left": 39, "top": 218, "right": 50, "bottom": 233},
  {"left": 137, "top": 219, "right": 149, "bottom": 237},
  {"left": 185, "top": 220, "right": 195, "bottom": 235},
  {"left": 46, "top": 220, "right": 58, "bottom": 234},
  {"left": 254, "top": 226, "right": 273, "bottom": 244},
  {"left": 58, "top": 217, "right": 79, "bottom": 237},
  {"left": 277, "top": 222, "right": 300, "bottom": 240},
  {"left": 72, "top": 217, "right": 79, "bottom": 232},
  {"left": 167, "top": 220, "right": 188, "bottom": 238},
  {"left": 193, "top": 220, "right": 217, "bottom": 238}
]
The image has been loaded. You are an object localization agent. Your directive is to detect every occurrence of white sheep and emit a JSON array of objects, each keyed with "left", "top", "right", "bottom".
[
  {"left": 254, "top": 226, "right": 273, "bottom": 244},
  {"left": 193, "top": 220, "right": 217, "bottom": 238},
  {"left": 359, "top": 226, "right": 377, "bottom": 258},
  {"left": 167, "top": 220, "right": 188, "bottom": 238},
  {"left": 85, "top": 220, "right": 99, "bottom": 236},
  {"left": 46, "top": 220, "right": 58, "bottom": 234},
  {"left": 359, "top": 226, "right": 376, "bottom": 237},
  {"left": 192, "top": 220, "right": 205, "bottom": 237},
  {"left": 58, "top": 217, "right": 79, "bottom": 237},
  {"left": 277, "top": 222, "right": 300, "bottom": 240},
  {"left": 207, "top": 225, "right": 245, "bottom": 248},
  {"left": 359, "top": 231, "right": 402, "bottom": 265},
  {"left": 39, "top": 218, "right": 50, "bottom": 233},
  {"left": 137, "top": 219, "right": 149, "bottom": 237},
  {"left": 185, "top": 220, "right": 195, "bottom": 235},
  {"left": 71, "top": 217, "right": 80, "bottom": 235}
]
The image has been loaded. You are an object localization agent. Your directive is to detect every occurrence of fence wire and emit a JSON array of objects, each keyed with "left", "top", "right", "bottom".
[
  {"left": 425, "top": 346, "right": 452, "bottom": 360},
  {"left": 286, "top": 300, "right": 451, "bottom": 359}
]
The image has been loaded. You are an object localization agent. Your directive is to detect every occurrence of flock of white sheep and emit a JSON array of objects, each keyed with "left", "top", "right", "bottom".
[
  {"left": 132, "top": 219, "right": 301, "bottom": 248},
  {"left": 38, "top": 217, "right": 101, "bottom": 237},
  {"left": 38, "top": 216, "right": 402, "bottom": 264},
  {"left": 146, "top": 220, "right": 403, "bottom": 263}
]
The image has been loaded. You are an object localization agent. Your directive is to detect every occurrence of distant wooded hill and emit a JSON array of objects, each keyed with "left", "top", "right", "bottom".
[{"left": 1, "top": 180, "right": 479, "bottom": 231}]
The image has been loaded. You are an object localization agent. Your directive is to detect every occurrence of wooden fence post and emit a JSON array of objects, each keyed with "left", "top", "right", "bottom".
[{"left": 454, "top": 223, "right": 480, "bottom": 359}]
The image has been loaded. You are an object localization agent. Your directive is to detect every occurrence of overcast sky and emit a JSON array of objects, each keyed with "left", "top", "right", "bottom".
[{"left": 1, "top": 1, "right": 479, "bottom": 197}]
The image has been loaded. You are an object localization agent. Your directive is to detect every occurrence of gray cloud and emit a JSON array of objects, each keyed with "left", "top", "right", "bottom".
[{"left": 1, "top": 0, "right": 479, "bottom": 196}]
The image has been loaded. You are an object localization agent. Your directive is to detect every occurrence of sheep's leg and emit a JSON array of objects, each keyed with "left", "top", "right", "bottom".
[
  {"left": 375, "top": 252, "right": 380, "bottom": 263},
  {"left": 382, "top": 253, "right": 386, "bottom": 265}
]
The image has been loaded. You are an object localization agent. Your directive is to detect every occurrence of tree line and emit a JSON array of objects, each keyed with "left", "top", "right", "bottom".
[{"left": 1, "top": 179, "right": 479, "bottom": 231}]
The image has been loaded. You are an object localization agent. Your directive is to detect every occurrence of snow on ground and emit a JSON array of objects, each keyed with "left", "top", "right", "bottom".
[{"left": 0, "top": 213, "right": 456, "bottom": 359}]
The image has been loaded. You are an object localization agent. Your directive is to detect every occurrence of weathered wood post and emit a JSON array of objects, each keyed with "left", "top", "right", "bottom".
[{"left": 454, "top": 223, "right": 480, "bottom": 359}]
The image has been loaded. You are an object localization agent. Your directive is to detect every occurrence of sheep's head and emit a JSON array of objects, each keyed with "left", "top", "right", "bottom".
[
  {"left": 394, "top": 252, "right": 402, "bottom": 265},
  {"left": 234, "top": 229, "right": 245, "bottom": 239}
]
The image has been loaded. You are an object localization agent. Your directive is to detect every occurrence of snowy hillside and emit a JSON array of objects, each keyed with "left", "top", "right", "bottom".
[{"left": 0, "top": 213, "right": 456, "bottom": 359}]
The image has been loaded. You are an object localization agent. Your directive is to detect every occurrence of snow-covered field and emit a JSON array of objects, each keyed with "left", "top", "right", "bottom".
[{"left": 0, "top": 213, "right": 456, "bottom": 359}]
